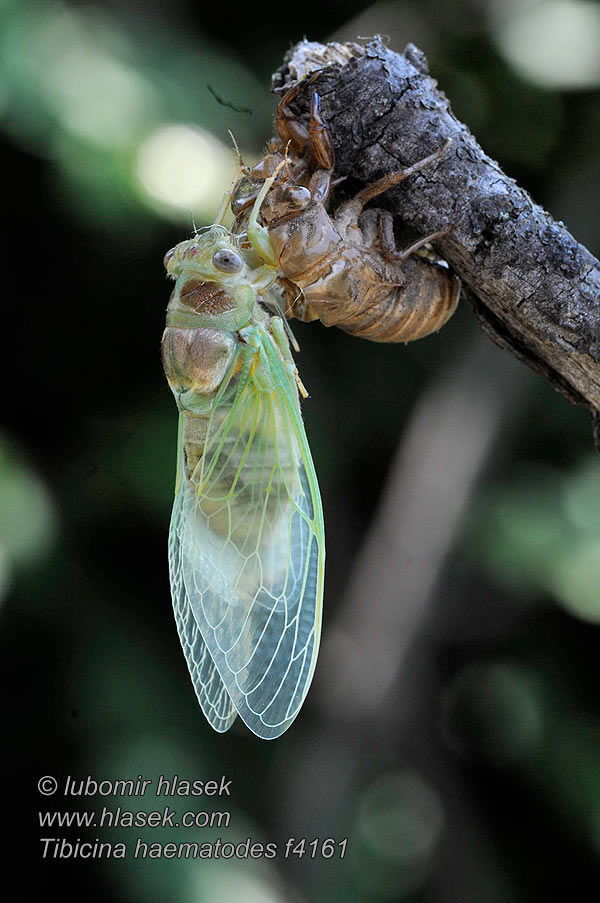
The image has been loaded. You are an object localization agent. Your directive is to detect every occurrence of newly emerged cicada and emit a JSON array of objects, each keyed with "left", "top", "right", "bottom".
[
  {"left": 163, "top": 73, "right": 460, "bottom": 738},
  {"left": 162, "top": 170, "right": 324, "bottom": 739}
]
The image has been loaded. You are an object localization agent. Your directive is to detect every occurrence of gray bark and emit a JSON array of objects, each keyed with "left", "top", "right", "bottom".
[{"left": 273, "top": 39, "right": 600, "bottom": 440}]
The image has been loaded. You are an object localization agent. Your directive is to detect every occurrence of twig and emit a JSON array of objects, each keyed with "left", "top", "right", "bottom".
[{"left": 272, "top": 39, "right": 600, "bottom": 438}]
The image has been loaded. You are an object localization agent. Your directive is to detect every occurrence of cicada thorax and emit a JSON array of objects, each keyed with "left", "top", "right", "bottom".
[
  {"left": 176, "top": 278, "right": 238, "bottom": 316},
  {"left": 162, "top": 261, "right": 256, "bottom": 398},
  {"left": 162, "top": 272, "right": 242, "bottom": 398},
  {"left": 167, "top": 270, "right": 250, "bottom": 322}
]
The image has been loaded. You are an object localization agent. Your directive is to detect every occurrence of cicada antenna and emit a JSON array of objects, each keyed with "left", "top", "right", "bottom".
[
  {"left": 227, "top": 130, "right": 248, "bottom": 173},
  {"left": 213, "top": 132, "right": 253, "bottom": 226}
]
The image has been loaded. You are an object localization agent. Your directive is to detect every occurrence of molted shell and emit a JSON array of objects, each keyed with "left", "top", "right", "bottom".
[{"left": 300, "top": 253, "right": 460, "bottom": 343}]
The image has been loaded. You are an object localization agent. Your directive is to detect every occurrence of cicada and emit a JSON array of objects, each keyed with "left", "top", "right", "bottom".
[{"left": 162, "top": 171, "right": 325, "bottom": 739}]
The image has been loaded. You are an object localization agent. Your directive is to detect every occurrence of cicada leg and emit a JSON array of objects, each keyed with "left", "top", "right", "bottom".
[
  {"left": 307, "top": 165, "right": 333, "bottom": 204},
  {"left": 246, "top": 161, "right": 287, "bottom": 266},
  {"left": 360, "top": 209, "right": 453, "bottom": 262},
  {"left": 271, "top": 316, "right": 308, "bottom": 398},
  {"left": 276, "top": 71, "right": 334, "bottom": 165},
  {"left": 307, "top": 92, "right": 335, "bottom": 170}
]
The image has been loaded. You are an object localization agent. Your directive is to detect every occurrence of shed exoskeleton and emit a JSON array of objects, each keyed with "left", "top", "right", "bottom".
[{"left": 232, "top": 78, "right": 460, "bottom": 342}]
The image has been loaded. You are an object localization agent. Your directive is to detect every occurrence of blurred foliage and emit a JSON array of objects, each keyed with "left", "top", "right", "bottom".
[
  {"left": 465, "top": 457, "right": 600, "bottom": 622},
  {"left": 354, "top": 772, "right": 445, "bottom": 897},
  {"left": 2, "top": 1, "right": 600, "bottom": 901},
  {"left": 0, "top": 434, "right": 58, "bottom": 598}
]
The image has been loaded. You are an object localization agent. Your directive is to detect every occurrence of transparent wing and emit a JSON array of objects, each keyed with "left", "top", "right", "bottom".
[
  {"left": 170, "top": 333, "right": 324, "bottom": 739},
  {"left": 169, "top": 491, "right": 238, "bottom": 732}
]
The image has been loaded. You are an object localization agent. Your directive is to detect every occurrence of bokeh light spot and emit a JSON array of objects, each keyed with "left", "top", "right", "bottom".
[
  {"left": 494, "top": 1, "right": 600, "bottom": 89},
  {"left": 0, "top": 436, "right": 58, "bottom": 582},
  {"left": 356, "top": 771, "right": 445, "bottom": 897},
  {"left": 136, "top": 124, "right": 235, "bottom": 218},
  {"left": 549, "top": 539, "right": 600, "bottom": 623},
  {"left": 442, "top": 659, "right": 545, "bottom": 764},
  {"left": 45, "top": 47, "right": 152, "bottom": 147}
]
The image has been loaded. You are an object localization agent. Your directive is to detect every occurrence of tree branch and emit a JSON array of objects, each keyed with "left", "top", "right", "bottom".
[{"left": 273, "top": 39, "right": 600, "bottom": 437}]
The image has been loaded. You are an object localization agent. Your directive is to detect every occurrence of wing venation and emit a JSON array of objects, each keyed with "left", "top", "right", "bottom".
[{"left": 168, "top": 330, "right": 324, "bottom": 739}]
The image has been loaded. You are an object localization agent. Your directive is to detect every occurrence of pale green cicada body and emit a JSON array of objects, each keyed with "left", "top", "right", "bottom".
[{"left": 162, "top": 177, "right": 324, "bottom": 739}]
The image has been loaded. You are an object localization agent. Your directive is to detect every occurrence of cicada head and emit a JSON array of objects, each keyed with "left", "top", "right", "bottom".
[
  {"left": 163, "top": 226, "right": 246, "bottom": 284},
  {"left": 165, "top": 225, "right": 257, "bottom": 332}
]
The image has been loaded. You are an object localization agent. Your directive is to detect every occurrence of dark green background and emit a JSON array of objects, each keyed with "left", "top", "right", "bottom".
[{"left": 2, "top": 1, "right": 600, "bottom": 900}]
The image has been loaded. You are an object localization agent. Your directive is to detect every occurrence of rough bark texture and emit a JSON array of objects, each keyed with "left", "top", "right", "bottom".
[{"left": 273, "top": 39, "right": 600, "bottom": 435}]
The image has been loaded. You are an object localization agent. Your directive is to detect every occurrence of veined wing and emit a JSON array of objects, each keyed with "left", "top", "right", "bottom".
[
  {"left": 169, "top": 482, "right": 238, "bottom": 732},
  {"left": 170, "top": 327, "right": 324, "bottom": 739}
]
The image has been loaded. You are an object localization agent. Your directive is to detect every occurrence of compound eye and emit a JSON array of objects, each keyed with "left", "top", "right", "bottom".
[
  {"left": 212, "top": 248, "right": 243, "bottom": 274},
  {"left": 285, "top": 186, "right": 311, "bottom": 209},
  {"left": 263, "top": 185, "right": 311, "bottom": 225},
  {"left": 231, "top": 178, "right": 259, "bottom": 216},
  {"left": 163, "top": 247, "right": 175, "bottom": 270}
]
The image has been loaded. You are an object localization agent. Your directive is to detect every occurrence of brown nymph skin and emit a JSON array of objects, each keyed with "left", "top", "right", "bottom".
[
  {"left": 259, "top": 171, "right": 460, "bottom": 342},
  {"left": 232, "top": 79, "right": 460, "bottom": 343},
  {"left": 231, "top": 77, "right": 335, "bottom": 222}
]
